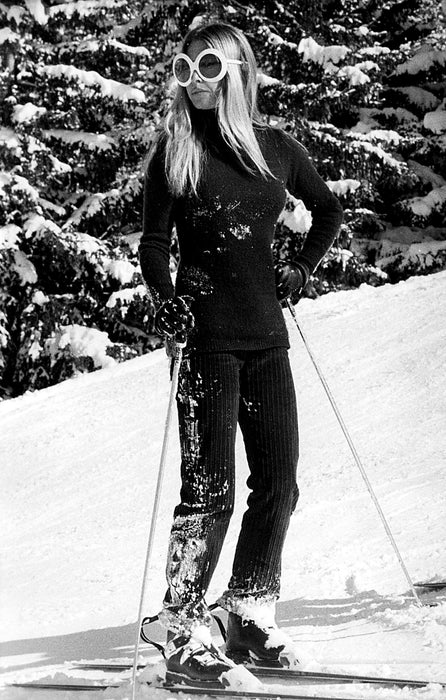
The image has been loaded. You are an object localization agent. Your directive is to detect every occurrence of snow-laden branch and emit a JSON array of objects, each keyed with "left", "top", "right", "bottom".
[
  {"left": 395, "top": 48, "right": 446, "bottom": 76},
  {"left": 63, "top": 189, "right": 120, "bottom": 227},
  {"left": 12, "top": 102, "right": 47, "bottom": 123},
  {"left": 40, "top": 65, "right": 146, "bottom": 103},
  {"left": 42, "top": 129, "right": 117, "bottom": 151},
  {"left": 0, "top": 27, "right": 20, "bottom": 43},
  {"left": 48, "top": 324, "right": 116, "bottom": 369},
  {"left": 395, "top": 86, "right": 440, "bottom": 110},
  {"left": 0, "top": 171, "right": 40, "bottom": 201},
  {"left": 402, "top": 185, "right": 446, "bottom": 218},
  {"left": 47, "top": 0, "right": 126, "bottom": 18},
  {"left": 24, "top": 0, "right": 47, "bottom": 25},
  {"left": 298, "top": 36, "right": 350, "bottom": 66},
  {"left": 327, "top": 179, "right": 361, "bottom": 196}
]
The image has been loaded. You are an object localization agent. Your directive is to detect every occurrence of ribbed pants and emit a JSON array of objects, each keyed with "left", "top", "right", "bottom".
[{"left": 161, "top": 347, "right": 299, "bottom": 631}]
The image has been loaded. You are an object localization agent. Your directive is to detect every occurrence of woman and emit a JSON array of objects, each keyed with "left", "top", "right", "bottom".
[{"left": 139, "top": 21, "right": 343, "bottom": 686}]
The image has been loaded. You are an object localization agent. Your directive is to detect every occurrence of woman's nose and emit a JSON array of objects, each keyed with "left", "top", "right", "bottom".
[{"left": 191, "top": 69, "right": 202, "bottom": 82}]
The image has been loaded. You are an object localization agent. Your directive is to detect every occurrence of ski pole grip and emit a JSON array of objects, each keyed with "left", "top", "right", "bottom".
[{"left": 175, "top": 330, "right": 187, "bottom": 348}]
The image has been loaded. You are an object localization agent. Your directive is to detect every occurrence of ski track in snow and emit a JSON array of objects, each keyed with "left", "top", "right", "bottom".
[{"left": 1, "top": 272, "right": 446, "bottom": 699}]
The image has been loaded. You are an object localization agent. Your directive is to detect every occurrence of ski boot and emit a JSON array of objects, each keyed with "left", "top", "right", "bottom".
[
  {"left": 165, "top": 625, "right": 235, "bottom": 687},
  {"left": 225, "top": 612, "right": 299, "bottom": 668}
]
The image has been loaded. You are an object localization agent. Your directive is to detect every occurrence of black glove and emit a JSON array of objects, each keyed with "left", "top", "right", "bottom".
[
  {"left": 154, "top": 296, "right": 195, "bottom": 340},
  {"left": 275, "top": 260, "right": 309, "bottom": 302}
]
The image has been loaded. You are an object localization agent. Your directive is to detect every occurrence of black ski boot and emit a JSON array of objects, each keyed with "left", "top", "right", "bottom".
[
  {"left": 225, "top": 612, "right": 298, "bottom": 667},
  {"left": 165, "top": 626, "right": 235, "bottom": 687}
]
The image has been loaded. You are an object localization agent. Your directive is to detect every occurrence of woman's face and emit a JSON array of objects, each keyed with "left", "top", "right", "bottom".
[{"left": 185, "top": 39, "right": 221, "bottom": 111}]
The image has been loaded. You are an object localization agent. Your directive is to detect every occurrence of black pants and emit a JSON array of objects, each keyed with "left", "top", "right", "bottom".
[{"left": 161, "top": 347, "right": 299, "bottom": 631}]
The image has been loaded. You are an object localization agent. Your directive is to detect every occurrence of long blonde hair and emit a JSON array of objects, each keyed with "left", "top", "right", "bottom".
[{"left": 160, "top": 22, "right": 275, "bottom": 196}]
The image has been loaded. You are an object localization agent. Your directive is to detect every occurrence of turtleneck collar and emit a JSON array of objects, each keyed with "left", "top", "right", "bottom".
[
  {"left": 190, "top": 106, "right": 244, "bottom": 168},
  {"left": 191, "top": 106, "right": 221, "bottom": 140}
]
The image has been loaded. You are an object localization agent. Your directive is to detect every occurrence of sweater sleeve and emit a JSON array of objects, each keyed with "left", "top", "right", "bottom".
[
  {"left": 279, "top": 129, "right": 344, "bottom": 275},
  {"left": 139, "top": 135, "right": 176, "bottom": 308}
]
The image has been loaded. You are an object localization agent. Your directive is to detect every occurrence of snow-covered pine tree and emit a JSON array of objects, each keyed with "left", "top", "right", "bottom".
[
  {"left": 0, "top": 0, "right": 445, "bottom": 397},
  {"left": 229, "top": 0, "right": 446, "bottom": 293},
  {"left": 0, "top": 0, "right": 169, "bottom": 397}
]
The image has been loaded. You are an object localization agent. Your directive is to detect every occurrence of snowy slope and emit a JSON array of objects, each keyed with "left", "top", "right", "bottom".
[{"left": 1, "top": 272, "right": 446, "bottom": 699}]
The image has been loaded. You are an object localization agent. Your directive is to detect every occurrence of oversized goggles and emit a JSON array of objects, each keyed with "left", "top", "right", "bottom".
[{"left": 173, "top": 48, "right": 242, "bottom": 87}]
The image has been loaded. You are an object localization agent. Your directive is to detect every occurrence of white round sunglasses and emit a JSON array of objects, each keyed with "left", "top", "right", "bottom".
[{"left": 173, "top": 48, "right": 243, "bottom": 87}]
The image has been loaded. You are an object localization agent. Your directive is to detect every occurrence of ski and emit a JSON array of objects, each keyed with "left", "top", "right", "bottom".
[
  {"left": 72, "top": 661, "right": 446, "bottom": 689},
  {"left": 8, "top": 680, "right": 374, "bottom": 699},
  {"left": 415, "top": 581, "right": 446, "bottom": 591},
  {"left": 9, "top": 681, "right": 119, "bottom": 691}
]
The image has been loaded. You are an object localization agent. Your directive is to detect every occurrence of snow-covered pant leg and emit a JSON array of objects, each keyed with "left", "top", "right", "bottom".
[
  {"left": 220, "top": 347, "right": 299, "bottom": 611},
  {"left": 161, "top": 352, "right": 241, "bottom": 633}
]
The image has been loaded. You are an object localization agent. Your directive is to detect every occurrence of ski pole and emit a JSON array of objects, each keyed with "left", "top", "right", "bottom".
[
  {"left": 130, "top": 339, "right": 186, "bottom": 699},
  {"left": 285, "top": 298, "right": 422, "bottom": 607}
]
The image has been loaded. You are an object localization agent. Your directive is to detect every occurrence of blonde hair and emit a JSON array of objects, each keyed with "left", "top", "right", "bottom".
[{"left": 159, "top": 22, "right": 275, "bottom": 197}]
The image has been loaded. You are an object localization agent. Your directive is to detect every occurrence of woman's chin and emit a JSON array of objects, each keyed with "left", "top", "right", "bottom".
[{"left": 189, "top": 92, "right": 217, "bottom": 110}]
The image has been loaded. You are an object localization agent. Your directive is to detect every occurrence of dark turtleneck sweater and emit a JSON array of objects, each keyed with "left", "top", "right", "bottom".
[{"left": 139, "top": 111, "right": 343, "bottom": 351}]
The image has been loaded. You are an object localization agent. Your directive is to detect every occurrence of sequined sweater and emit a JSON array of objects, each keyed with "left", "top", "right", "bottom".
[{"left": 139, "top": 113, "right": 343, "bottom": 352}]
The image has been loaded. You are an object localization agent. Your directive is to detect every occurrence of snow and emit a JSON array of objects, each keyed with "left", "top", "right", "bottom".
[
  {"left": 0, "top": 4, "right": 26, "bottom": 25},
  {"left": 395, "top": 48, "right": 446, "bottom": 76},
  {"left": 0, "top": 28, "right": 20, "bottom": 44},
  {"left": 47, "top": 323, "right": 116, "bottom": 370},
  {"left": 408, "top": 161, "right": 446, "bottom": 188},
  {"left": 298, "top": 36, "right": 350, "bottom": 66},
  {"left": 103, "top": 260, "right": 138, "bottom": 285},
  {"left": 23, "top": 214, "right": 62, "bottom": 239},
  {"left": 41, "top": 65, "right": 146, "bottom": 103},
  {"left": 0, "top": 224, "right": 20, "bottom": 250},
  {"left": 278, "top": 194, "right": 312, "bottom": 233},
  {"left": 0, "top": 128, "right": 19, "bottom": 149},
  {"left": 108, "top": 39, "right": 151, "bottom": 58},
  {"left": 12, "top": 249, "right": 38, "bottom": 285},
  {"left": 354, "top": 128, "right": 402, "bottom": 146},
  {"left": 263, "top": 27, "right": 298, "bottom": 50},
  {"left": 381, "top": 107, "right": 418, "bottom": 124},
  {"left": 359, "top": 46, "right": 391, "bottom": 56},
  {"left": 355, "top": 232, "right": 446, "bottom": 271},
  {"left": 221, "top": 664, "right": 264, "bottom": 691},
  {"left": 327, "top": 179, "right": 361, "bottom": 196},
  {"left": 327, "top": 64, "right": 371, "bottom": 86},
  {"left": 0, "top": 311, "right": 9, "bottom": 348},
  {"left": 42, "top": 129, "right": 117, "bottom": 151},
  {"left": 12, "top": 102, "right": 47, "bottom": 124},
  {"left": 424, "top": 111, "right": 446, "bottom": 134},
  {"left": 403, "top": 185, "right": 446, "bottom": 218},
  {"left": 0, "top": 172, "right": 39, "bottom": 201},
  {"left": 1, "top": 273, "right": 446, "bottom": 699},
  {"left": 350, "top": 140, "right": 402, "bottom": 167},
  {"left": 65, "top": 193, "right": 114, "bottom": 226},
  {"left": 74, "top": 233, "right": 106, "bottom": 257},
  {"left": 396, "top": 87, "right": 440, "bottom": 110},
  {"left": 47, "top": 0, "right": 126, "bottom": 19},
  {"left": 106, "top": 286, "right": 147, "bottom": 312},
  {"left": 49, "top": 154, "right": 72, "bottom": 174},
  {"left": 257, "top": 71, "right": 281, "bottom": 87},
  {"left": 32, "top": 290, "right": 49, "bottom": 306},
  {"left": 23, "top": 0, "right": 47, "bottom": 25}
]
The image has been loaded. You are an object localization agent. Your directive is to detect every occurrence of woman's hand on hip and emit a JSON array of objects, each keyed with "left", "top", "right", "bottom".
[{"left": 274, "top": 261, "right": 309, "bottom": 302}]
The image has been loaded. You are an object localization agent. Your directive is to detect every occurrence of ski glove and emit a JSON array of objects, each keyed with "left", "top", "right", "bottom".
[
  {"left": 275, "top": 260, "right": 309, "bottom": 302},
  {"left": 154, "top": 295, "right": 195, "bottom": 340}
]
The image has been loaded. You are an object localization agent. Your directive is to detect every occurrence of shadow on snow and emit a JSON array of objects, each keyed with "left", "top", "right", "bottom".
[{"left": 0, "top": 589, "right": 421, "bottom": 672}]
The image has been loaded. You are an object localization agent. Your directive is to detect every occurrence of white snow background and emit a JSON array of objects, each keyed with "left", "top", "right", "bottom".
[{"left": 1, "top": 272, "right": 446, "bottom": 699}]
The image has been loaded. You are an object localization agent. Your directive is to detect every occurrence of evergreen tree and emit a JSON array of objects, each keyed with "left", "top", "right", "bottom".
[{"left": 0, "top": 0, "right": 445, "bottom": 398}]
